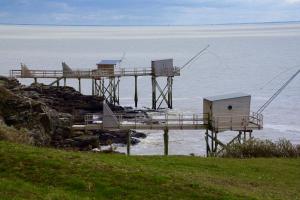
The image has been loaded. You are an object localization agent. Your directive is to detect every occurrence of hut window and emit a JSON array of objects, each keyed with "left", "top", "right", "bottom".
[{"left": 227, "top": 105, "right": 233, "bottom": 110}]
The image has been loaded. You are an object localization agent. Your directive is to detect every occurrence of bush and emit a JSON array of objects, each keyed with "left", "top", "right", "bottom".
[
  {"left": 0, "top": 124, "right": 34, "bottom": 145},
  {"left": 222, "top": 138, "right": 300, "bottom": 158}
]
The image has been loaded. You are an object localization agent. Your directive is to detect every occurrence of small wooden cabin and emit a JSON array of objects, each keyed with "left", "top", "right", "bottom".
[
  {"left": 151, "top": 59, "right": 175, "bottom": 77},
  {"left": 203, "top": 93, "right": 251, "bottom": 131},
  {"left": 96, "top": 60, "right": 121, "bottom": 76}
]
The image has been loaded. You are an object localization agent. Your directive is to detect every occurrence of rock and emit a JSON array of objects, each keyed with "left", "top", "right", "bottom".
[
  {"left": 131, "top": 130, "right": 147, "bottom": 139},
  {"left": 64, "top": 135, "right": 100, "bottom": 150},
  {"left": 0, "top": 77, "right": 145, "bottom": 150}
]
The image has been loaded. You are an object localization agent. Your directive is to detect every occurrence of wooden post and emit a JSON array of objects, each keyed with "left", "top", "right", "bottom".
[
  {"left": 205, "top": 129, "right": 209, "bottom": 157},
  {"left": 134, "top": 75, "right": 138, "bottom": 107},
  {"left": 78, "top": 78, "right": 81, "bottom": 93},
  {"left": 127, "top": 131, "right": 131, "bottom": 156},
  {"left": 63, "top": 78, "right": 66, "bottom": 87},
  {"left": 117, "top": 77, "right": 120, "bottom": 104},
  {"left": 152, "top": 76, "right": 156, "bottom": 110},
  {"left": 34, "top": 78, "right": 37, "bottom": 84},
  {"left": 92, "top": 79, "right": 95, "bottom": 96},
  {"left": 211, "top": 131, "right": 214, "bottom": 156},
  {"left": 113, "top": 78, "right": 116, "bottom": 105},
  {"left": 167, "top": 77, "right": 173, "bottom": 109},
  {"left": 163, "top": 128, "right": 169, "bottom": 156},
  {"left": 56, "top": 78, "right": 60, "bottom": 87}
]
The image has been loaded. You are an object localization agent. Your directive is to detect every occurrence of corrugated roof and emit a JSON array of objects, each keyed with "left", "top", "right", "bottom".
[
  {"left": 97, "top": 60, "right": 121, "bottom": 65},
  {"left": 204, "top": 92, "right": 250, "bottom": 101}
]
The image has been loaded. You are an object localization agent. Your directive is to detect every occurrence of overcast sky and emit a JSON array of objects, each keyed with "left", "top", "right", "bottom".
[{"left": 0, "top": 0, "right": 300, "bottom": 25}]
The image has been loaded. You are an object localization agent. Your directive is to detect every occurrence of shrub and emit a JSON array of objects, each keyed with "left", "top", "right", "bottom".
[
  {"left": 0, "top": 124, "right": 34, "bottom": 145},
  {"left": 222, "top": 138, "right": 300, "bottom": 158}
]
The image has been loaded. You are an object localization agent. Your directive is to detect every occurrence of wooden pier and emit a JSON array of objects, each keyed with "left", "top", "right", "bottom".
[
  {"left": 72, "top": 103, "right": 263, "bottom": 156},
  {"left": 9, "top": 59, "right": 266, "bottom": 157},
  {"left": 10, "top": 60, "right": 180, "bottom": 109}
]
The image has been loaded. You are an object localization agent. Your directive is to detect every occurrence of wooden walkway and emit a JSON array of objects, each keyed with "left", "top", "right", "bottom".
[
  {"left": 72, "top": 112, "right": 263, "bottom": 132},
  {"left": 10, "top": 67, "right": 180, "bottom": 79}
]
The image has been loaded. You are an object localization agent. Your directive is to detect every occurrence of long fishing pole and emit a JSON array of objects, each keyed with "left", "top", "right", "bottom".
[
  {"left": 257, "top": 69, "right": 300, "bottom": 114},
  {"left": 180, "top": 45, "right": 210, "bottom": 70}
]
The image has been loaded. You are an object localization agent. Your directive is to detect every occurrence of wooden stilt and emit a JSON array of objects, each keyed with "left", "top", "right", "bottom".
[
  {"left": 134, "top": 75, "right": 138, "bottom": 107},
  {"left": 205, "top": 129, "right": 209, "bottom": 157},
  {"left": 152, "top": 76, "right": 156, "bottom": 109},
  {"left": 56, "top": 78, "right": 60, "bottom": 87},
  {"left": 64, "top": 78, "right": 66, "bottom": 87},
  {"left": 92, "top": 79, "right": 95, "bottom": 95},
  {"left": 164, "top": 128, "right": 169, "bottom": 156},
  {"left": 127, "top": 131, "right": 131, "bottom": 156},
  {"left": 34, "top": 78, "right": 37, "bottom": 84},
  {"left": 78, "top": 78, "right": 81, "bottom": 93}
]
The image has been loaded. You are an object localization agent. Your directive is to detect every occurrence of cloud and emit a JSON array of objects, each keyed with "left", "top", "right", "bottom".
[{"left": 0, "top": 0, "right": 299, "bottom": 25}]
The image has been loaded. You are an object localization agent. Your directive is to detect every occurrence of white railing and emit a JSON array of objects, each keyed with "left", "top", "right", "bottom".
[{"left": 211, "top": 112, "right": 263, "bottom": 131}]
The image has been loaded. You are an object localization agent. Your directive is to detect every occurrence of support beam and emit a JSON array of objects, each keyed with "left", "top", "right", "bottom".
[
  {"left": 78, "top": 78, "right": 81, "bottom": 93},
  {"left": 163, "top": 128, "right": 169, "bottom": 156},
  {"left": 167, "top": 77, "right": 173, "bottom": 109},
  {"left": 92, "top": 79, "right": 95, "bottom": 96},
  {"left": 56, "top": 78, "right": 60, "bottom": 87},
  {"left": 63, "top": 78, "right": 66, "bottom": 87},
  {"left": 34, "top": 78, "right": 37, "bottom": 84},
  {"left": 134, "top": 75, "right": 138, "bottom": 108},
  {"left": 127, "top": 131, "right": 131, "bottom": 156},
  {"left": 152, "top": 76, "right": 156, "bottom": 109}
]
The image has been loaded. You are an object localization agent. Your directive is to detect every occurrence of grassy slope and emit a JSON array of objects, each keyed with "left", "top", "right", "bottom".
[{"left": 0, "top": 141, "right": 300, "bottom": 200}]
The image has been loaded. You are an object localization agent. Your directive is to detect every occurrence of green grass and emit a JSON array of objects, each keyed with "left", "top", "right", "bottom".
[{"left": 0, "top": 141, "right": 300, "bottom": 200}]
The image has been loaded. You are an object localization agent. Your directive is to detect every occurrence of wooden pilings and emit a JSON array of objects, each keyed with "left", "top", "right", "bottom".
[{"left": 151, "top": 76, "right": 174, "bottom": 110}]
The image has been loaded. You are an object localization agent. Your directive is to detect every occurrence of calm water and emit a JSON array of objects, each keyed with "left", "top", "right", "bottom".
[{"left": 0, "top": 23, "right": 300, "bottom": 155}]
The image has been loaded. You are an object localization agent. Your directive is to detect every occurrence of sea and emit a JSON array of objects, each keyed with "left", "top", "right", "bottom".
[{"left": 0, "top": 23, "right": 299, "bottom": 155}]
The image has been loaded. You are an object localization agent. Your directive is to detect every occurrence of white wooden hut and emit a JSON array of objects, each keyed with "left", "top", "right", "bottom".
[{"left": 203, "top": 93, "right": 251, "bottom": 131}]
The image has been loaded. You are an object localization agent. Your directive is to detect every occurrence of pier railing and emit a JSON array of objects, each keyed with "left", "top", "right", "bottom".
[
  {"left": 83, "top": 112, "right": 208, "bottom": 130},
  {"left": 80, "top": 112, "right": 263, "bottom": 131},
  {"left": 10, "top": 67, "right": 180, "bottom": 79},
  {"left": 211, "top": 112, "right": 263, "bottom": 132}
]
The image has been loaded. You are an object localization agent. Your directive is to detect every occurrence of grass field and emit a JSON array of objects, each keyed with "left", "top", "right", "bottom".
[{"left": 0, "top": 141, "right": 300, "bottom": 200}]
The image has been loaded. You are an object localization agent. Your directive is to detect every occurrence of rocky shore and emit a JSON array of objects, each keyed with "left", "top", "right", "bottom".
[{"left": 0, "top": 76, "right": 146, "bottom": 151}]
